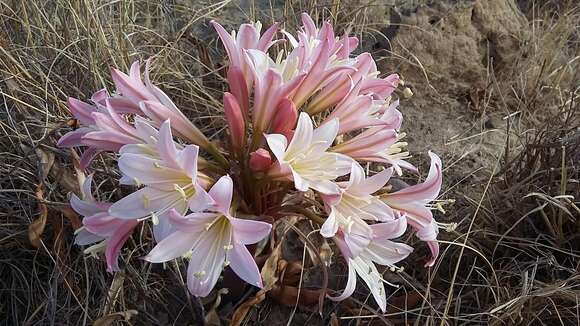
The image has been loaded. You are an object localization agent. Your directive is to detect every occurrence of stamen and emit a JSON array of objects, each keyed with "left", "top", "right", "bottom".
[
  {"left": 142, "top": 194, "right": 150, "bottom": 209},
  {"left": 151, "top": 212, "right": 159, "bottom": 225},
  {"left": 193, "top": 271, "right": 206, "bottom": 278},
  {"left": 223, "top": 244, "right": 233, "bottom": 250},
  {"left": 153, "top": 162, "right": 162, "bottom": 169},
  {"left": 173, "top": 184, "right": 187, "bottom": 199},
  {"left": 223, "top": 260, "right": 230, "bottom": 267}
]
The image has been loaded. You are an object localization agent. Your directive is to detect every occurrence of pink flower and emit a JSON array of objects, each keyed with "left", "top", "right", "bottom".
[
  {"left": 113, "top": 60, "right": 210, "bottom": 148},
  {"left": 72, "top": 175, "right": 138, "bottom": 272},
  {"left": 331, "top": 100, "right": 416, "bottom": 175},
  {"left": 144, "top": 175, "right": 272, "bottom": 297},
  {"left": 382, "top": 151, "right": 443, "bottom": 267},
  {"left": 320, "top": 162, "right": 396, "bottom": 257},
  {"left": 211, "top": 20, "right": 280, "bottom": 90},
  {"left": 265, "top": 113, "right": 352, "bottom": 195},
  {"left": 244, "top": 50, "right": 305, "bottom": 134},
  {"left": 330, "top": 217, "right": 413, "bottom": 312},
  {"left": 58, "top": 100, "right": 149, "bottom": 169},
  {"left": 109, "top": 120, "right": 214, "bottom": 241}
]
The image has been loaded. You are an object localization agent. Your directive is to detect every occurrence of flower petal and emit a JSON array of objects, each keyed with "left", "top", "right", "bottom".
[
  {"left": 230, "top": 217, "right": 271, "bottom": 245},
  {"left": 208, "top": 175, "right": 234, "bottom": 214},
  {"left": 228, "top": 242, "right": 263, "bottom": 288},
  {"left": 145, "top": 230, "right": 198, "bottom": 263}
]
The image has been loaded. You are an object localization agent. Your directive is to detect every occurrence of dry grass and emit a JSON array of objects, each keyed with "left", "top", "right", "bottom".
[{"left": 1, "top": 0, "right": 579, "bottom": 325}]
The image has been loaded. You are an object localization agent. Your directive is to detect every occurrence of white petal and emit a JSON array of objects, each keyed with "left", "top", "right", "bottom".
[{"left": 264, "top": 133, "right": 288, "bottom": 162}]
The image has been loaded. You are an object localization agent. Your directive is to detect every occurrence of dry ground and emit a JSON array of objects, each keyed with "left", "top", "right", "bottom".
[{"left": 1, "top": 0, "right": 579, "bottom": 325}]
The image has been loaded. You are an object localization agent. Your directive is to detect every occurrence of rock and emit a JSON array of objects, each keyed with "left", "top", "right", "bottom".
[{"left": 374, "top": 0, "right": 528, "bottom": 98}]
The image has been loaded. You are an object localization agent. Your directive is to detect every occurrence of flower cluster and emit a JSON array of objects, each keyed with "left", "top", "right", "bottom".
[{"left": 60, "top": 13, "right": 447, "bottom": 311}]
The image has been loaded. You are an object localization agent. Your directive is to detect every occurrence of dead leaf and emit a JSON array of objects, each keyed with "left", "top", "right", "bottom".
[
  {"left": 102, "top": 272, "right": 126, "bottom": 316},
  {"left": 269, "top": 285, "right": 321, "bottom": 307},
  {"left": 35, "top": 147, "right": 55, "bottom": 180},
  {"left": 93, "top": 310, "right": 138, "bottom": 326},
  {"left": 230, "top": 242, "right": 284, "bottom": 326},
  {"left": 229, "top": 289, "right": 267, "bottom": 326},
  {"left": 57, "top": 205, "right": 82, "bottom": 230},
  {"left": 205, "top": 288, "right": 228, "bottom": 326},
  {"left": 28, "top": 184, "right": 47, "bottom": 248}
]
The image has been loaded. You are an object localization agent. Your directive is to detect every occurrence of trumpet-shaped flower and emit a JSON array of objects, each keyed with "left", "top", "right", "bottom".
[
  {"left": 265, "top": 112, "right": 352, "bottom": 195},
  {"left": 330, "top": 218, "right": 413, "bottom": 312},
  {"left": 72, "top": 175, "right": 139, "bottom": 272},
  {"left": 144, "top": 175, "right": 272, "bottom": 297},
  {"left": 109, "top": 120, "right": 213, "bottom": 241},
  {"left": 58, "top": 100, "right": 150, "bottom": 168},
  {"left": 320, "top": 162, "right": 396, "bottom": 257},
  {"left": 381, "top": 151, "right": 443, "bottom": 266},
  {"left": 211, "top": 20, "right": 280, "bottom": 90},
  {"left": 330, "top": 100, "right": 415, "bottom": 175},
  {"left": 113, "top": 61, "right": 210, "bottom": 148}
]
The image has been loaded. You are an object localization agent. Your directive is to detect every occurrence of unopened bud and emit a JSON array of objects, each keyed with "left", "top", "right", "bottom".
[{"left": 249, "top": 148, "right": 272, "bottom": 171}]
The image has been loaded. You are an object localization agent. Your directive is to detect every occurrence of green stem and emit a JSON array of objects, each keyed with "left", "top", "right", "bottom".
[{"left": 206, "top": 141, "right": 229, "bottom": 169}]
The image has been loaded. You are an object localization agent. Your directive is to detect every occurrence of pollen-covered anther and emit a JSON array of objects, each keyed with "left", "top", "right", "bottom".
[
  {"left": 223, "top": 260, "right": 231, "bottom": 267},
  {"left": 223, "top": 244, "right": 234, "bottom": 250},
  {"left": 173, "top": 183, "right": 187, "bottom": 199},
  {"left": 142, "top": 194, "right": 150, "bottom": 209},
  {"left": 151, "top": 212, "right": 159, "bottom": 225},
  {"left": 193, "top": 271, "right": 206, "bottom": 278}
]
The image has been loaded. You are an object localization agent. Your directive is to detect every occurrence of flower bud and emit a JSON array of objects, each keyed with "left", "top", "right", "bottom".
[
  {"left": 249, "top": 148, "right": 272, "bottom": 171},
  {"left": 270, "top": 98, "right": 297, "bottom": 137},
  {"left": 223, "top": 92, "right": 245, "bottom": 150}
]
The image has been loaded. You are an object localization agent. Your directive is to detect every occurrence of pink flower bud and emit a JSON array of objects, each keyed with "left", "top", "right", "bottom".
[
  {"left": 227, "top": 66, "right": 250, "bottom": 114},
  {"left": 270, "top": 98, "right": 297, "bottom": 136},
  {"left": 223, "top": 92, "right": 245, "bottom": 150},
  {"left": 249, "top": 148, "right": 272, "bottom": 171}
]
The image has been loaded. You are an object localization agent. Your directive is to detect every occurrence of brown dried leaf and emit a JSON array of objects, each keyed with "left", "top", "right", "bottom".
[
  {"left": 229, "top": 289, "right": 267, "bottom": 326},
  {"left": 35, "top": 147, "right": 55, "bottom": 180},
  {"left": 102, "top": 272, "right": 126, "bottom": 316},
  {"left": 28, "top": 184, "right": 47, "bottom": 248},
  {"left": 57, "top": 205, "right": 82, "bottom": 230},
  {"left": 268, "top": 285, "right": 321, "bottom": 308},
  {"left": 93, "top": 310, "right": 138, "bottom": 326},
  {"left": 230, "top": 242, "right": 284, "bottom": 326}
]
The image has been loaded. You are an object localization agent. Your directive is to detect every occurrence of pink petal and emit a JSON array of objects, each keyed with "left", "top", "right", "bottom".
[
  {"left": 386, "top": 152, "right": 442, "bottom": 203},
  {"left": 249, "top": 148, "right": 272, "bottom": 171},
  {"left": 187, "top": 232, "right": 227, "bottom": 297},
  {"left": 227, "top": 67, "right": 250, "bottom": 112},
  {"left": 67, "top": 97, "right": 97, "bottom": 125},
  {"left": 156, "top": 120, "right": 181, "bottom": 169},
  {"left": 370, "top": 217, "right": 407, "bottom": 239},
  {"left": 168, "top": 209, "right": 217, "bottom": 231},
  {"left": 229, "top": 242, "right": 263, "bottom": 288},
  {"left": 223, "top": 92, "right": 245, "bottom": 150},
  {"left": 257, "top": 22, "right": 279, "bottom": 51},
  {"left": 79, "top": 147, "right": 101, "bottom": 170},
  {"left": 327, "top": 259, "right": 357, "bottom": 302},
  {"left": 188, "top": 185, "right": 215, "bottom": 212},
  {"left": 208, "top": 175, "right": 233, "bottom": 214},
  {"left": 349, "top": 168, "right": 393, "bottom": 197},
  {"left": 105, "top": 219, "right": 138, "bottom": 272},
  {"left": 145, "top": 230, "right": 198, "bottom": 263},
  {"left": 57, "top": 128, "right": 92, "bottom": 148},
  {"left": 74, "top": 229, "right": 104, "bottom": 246},
  {"left": 230, "top": 217, "right": 271, "bottom": 245}
]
